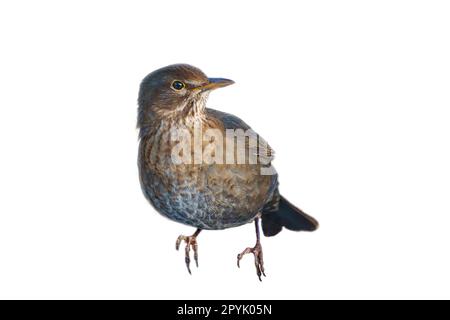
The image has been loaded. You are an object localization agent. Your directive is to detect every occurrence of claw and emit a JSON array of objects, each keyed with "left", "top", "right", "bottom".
[
  {"left": 193, "top": 242, "right": 198, "bottom": 267},
  {"left": 185, "top": 244, "right": 192, "bottom": 274},
  {"left": 237, "top": 242, "right": 266, "bottom": 281},
  {"left": 175, "top": 235, "right": 183, "bottom": 250},
  {"left": 175, "top": 232, "right": 200, "bottom": 274}
]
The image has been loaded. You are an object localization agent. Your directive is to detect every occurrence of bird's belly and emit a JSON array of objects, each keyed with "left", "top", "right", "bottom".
[{"left": 140, "top": 163, "right": 273, "bottom": 230}]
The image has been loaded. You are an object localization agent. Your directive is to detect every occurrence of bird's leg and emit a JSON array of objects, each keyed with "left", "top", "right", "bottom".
[
  {"left": 237, "top": 217, "right": 266, "bottom": 281},
  {"left": 175, "top": 228, "right": 201, "bottom": 274}
]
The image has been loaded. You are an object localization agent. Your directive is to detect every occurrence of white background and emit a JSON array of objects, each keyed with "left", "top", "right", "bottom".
[{"left": 0, "top": 0, "right": 449, "bottom": 300}]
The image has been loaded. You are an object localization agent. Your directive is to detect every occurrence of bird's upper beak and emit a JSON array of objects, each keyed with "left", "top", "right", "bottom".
[{"left": 197, "top": 78, "right": 235, "bottom": 92}]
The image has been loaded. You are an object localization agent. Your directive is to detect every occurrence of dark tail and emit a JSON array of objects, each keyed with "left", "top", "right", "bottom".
[{"left": 261, "top": 195, "right": 319, "bottom": 237}]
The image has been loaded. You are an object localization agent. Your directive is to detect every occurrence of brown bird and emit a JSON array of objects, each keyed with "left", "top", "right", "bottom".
[{"left": 137, "top": 64, "right": 318, "bottom": 280}]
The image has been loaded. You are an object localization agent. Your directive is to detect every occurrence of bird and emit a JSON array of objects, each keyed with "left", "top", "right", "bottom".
[{"left": 137, "top": 64, "right": 318, "bottom": 280}]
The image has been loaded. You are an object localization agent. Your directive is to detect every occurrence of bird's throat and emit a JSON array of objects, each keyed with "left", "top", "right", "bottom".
[
  {"left": 183, "top": 93, "right": 209, "bottom": 120},
  {"left": 138, "top": 94, "right": 209, "bottom": 138}
]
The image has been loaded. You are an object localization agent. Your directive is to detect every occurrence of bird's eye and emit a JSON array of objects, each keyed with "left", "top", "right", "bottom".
[{"left": 171, "top": 80, "right": 185, "bottom": 90}]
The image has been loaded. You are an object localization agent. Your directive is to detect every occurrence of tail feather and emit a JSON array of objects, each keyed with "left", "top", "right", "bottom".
[{"left": 262, "top": 195, "right": 319, "bottom": 237}]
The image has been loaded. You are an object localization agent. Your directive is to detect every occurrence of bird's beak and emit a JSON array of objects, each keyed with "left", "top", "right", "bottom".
[{"left": 198, "top": 78, "right": 235, "bottom": 92}]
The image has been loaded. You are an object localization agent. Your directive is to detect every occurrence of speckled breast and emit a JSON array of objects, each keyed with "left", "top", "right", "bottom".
[{"left": 138, "top": 122, "right": 276, "bottom": 230}]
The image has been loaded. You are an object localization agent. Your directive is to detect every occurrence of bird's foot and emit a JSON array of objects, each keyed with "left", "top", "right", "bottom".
[
  {"left": 237, "top": 241, "right": 266, "bottom": 281},
  {"left": 175, "top": 231, "right": 200, "bottom": 274}
]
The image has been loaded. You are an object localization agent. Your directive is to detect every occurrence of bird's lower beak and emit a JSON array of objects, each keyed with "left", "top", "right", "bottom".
[{"left": 199, "top": 78, "right": 235, "bottom": 92}]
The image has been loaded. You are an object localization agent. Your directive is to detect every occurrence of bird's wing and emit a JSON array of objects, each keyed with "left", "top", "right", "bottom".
[{"left": 206, "top": 108, "right": 275, "bottom": 165}]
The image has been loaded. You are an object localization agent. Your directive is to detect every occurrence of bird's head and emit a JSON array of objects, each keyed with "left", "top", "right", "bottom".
[{"left": 137, "top": 64, "right": 234, "bottom": 127}]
